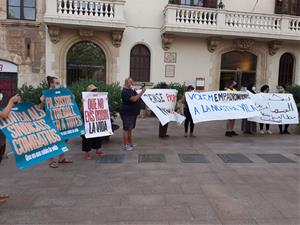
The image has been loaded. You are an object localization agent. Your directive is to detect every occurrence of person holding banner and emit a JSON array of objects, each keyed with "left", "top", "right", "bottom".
[
  {"left": 40, "top": 76, "right": 73, "bottom": 168},
  {"left": 277, "top": 85, "right": 291, "bottom": 135},
  {"left": 225, "top": 81, "right": 239, "bottom": 137},
  {"left": 0, "top": 93, "right": 20, "bottom": 203},
  {"left": 181, "top": 85, "right": 196, "bottom": 137},
  {"left": 259, "top": 84, "right": 272, "bottom": 134},
  {"left": 241, "top": 84, "right": 257, "bottom": 134},
  {"left": 81, "top": 84, "right": 105, "bottom": 160},
  {"left": 121, "top": 78, "right": 145, "bottom": 151}
]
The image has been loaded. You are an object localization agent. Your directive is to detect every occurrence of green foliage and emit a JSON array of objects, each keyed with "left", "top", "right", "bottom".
[
  {"left": 18, "top": 79, "right": 122, "bottom": 118},
  {"left": 68, "top": 79, "right": 122, "bottom": 118},
  {"left": 153, "top": 82, "right": 187, "bottom": 101},
  {"left": 17, "top": 81, "right": 48, "bottom": 105},
  {"left": 287, "top": 85, "right": 300, "bottom": 129}
]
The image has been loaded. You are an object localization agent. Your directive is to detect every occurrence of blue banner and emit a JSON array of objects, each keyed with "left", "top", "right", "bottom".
[
  {"left": 42, "top": 88, "right": 85, "bottom": 139},
  {"left": 0, "top": 103, "right": 70, "bottom": 170}
]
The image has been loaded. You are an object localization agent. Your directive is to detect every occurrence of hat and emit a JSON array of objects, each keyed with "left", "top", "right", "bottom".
[{"left": 87, "top": 84, "right": 97, "bottom": 92}]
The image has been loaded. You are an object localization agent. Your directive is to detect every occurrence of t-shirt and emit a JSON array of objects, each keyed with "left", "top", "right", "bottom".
[{"left": 121, "top": 88, "right": 140, "bottom": 116}]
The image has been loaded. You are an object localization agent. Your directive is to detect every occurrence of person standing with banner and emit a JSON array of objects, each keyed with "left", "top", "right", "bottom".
[
  {"left": 81, "top": 84, "right": 105, "bottom": 160},
  {"left": 225, "top": 80, "right": 239, "bottom": 137},
  {"left": 120, "top": 78, "right": 145, "bottom": 151},
  {"left": 0, "top": 93, "right": 20, "bottom": 203},
  {"left": 241, "top": 84, "right": 257, "bottom": 134},
  {"left": 259, "top": 84, "right": 272, "bottom": 134},
  {"left": 277, "top": 85, "right": 291, "bottom": 135},
  {"left": 40, "top": 76, "right": 73, "bottom": 168},
  {"left": 181, "top": 85, "right": 196, "bottom": 137}
]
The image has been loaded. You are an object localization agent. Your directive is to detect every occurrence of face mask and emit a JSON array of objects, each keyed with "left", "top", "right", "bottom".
[
  {"left": 0, "top": 93, "right": 3, "bottom": 101},
  {"left": 55, "top": 85, "right": 61, "bottom": 89}
]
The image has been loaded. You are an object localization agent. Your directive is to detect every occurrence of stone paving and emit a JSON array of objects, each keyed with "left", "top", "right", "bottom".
[{"left": 0, "top": 117, "right": 299, "bottom": 225}]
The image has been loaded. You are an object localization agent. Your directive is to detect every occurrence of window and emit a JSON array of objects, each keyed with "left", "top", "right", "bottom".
[
  {"left": 275, "top": 0, "right": 300, "bottom": 16},
  {"left": 278, "top": 53, "right": 294, "bottom": 86},
  {"left": 170, "top": 0, "right": 217, "bottom": 8},
  {"left": 7, "top": 0, "right": 36, "bottom": 20},
  {"left": 130, "top": 44, "right": 151, "bottom": 82}
]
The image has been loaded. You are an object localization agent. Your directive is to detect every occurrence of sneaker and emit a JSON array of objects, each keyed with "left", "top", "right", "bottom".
[
  {"left": 259, "top": 130, "right": 265, "bottom": 134},
  {"left": 266, "top": 130, "right": 272, "bottom": 134},
  {"left": 284, "top": 130, "right": 291, "bottom": 135},
  {"left": 130, "top": 143, "right": 137, "bottom": 147},
  {"left": 225, "top": 131, "right": 232, "bottom": 137},
  {"left": 124, "top": 144, "right": 133, "bottom": 151},
  {"left": 231, "top": 131, "right": 239, "bottom": 136}
]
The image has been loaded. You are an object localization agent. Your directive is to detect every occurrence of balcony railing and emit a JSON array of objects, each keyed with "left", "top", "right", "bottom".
[
  {"left": 162, "top": 4, "right": 300, "bottom": 41},
  {"left": 45, "top": 0, "right": 126, "bottom": 30}
]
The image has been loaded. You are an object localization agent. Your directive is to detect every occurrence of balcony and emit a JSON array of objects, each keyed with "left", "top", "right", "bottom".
[
  {"left": 44, "top": 0, "right": 126, "bottom": 31},
  {"left": 162, "top": 4, "right": 300, "bottom": 41}
]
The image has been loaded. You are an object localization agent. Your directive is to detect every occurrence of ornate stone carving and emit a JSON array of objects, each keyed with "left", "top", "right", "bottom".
[
  {"left": 207, "top": 38, "right": 220, "bottom": 53},
  {"left": 234, "top": 39, "right": 255, "bottom": 50},
  {"left": 268, "top": 41, "right": 282, "bottom": 56},
  {"left": 161, "top": 34, "right": 174, "bottom": 51},
  {"left": 111, "top": 31, "right": 123, "bottom": 48},
  {"left": 79, "top": 29, "right": 94, "bottom": 37},
  {"left": 48, "top": 26, "right": 60, "bottom": 44}
]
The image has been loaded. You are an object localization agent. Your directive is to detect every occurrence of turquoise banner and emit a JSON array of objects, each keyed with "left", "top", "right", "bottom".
[{"left": 0, "top": 103, "right": 69, "bottom": 170}]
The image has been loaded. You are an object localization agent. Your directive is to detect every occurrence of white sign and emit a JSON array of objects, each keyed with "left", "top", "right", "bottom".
[
  {"left": 82, "top": 92, "right": 113, "bottom": 138},
  {"left": 0, "top": 60, "right": 17, "bottom": 73},
  {"left": 185, "top": 91, "right": 260, "bottom": 123},
  {"left": 248, "top": 93, "right": 299, "bottom": 124},
  {"left": 141, "top": 89, "right": 185, "bottom": 126}
]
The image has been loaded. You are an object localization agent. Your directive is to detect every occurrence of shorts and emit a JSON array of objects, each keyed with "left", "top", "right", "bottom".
[{"left": 121, "top": 115, "right": 137, "bottom": 131}]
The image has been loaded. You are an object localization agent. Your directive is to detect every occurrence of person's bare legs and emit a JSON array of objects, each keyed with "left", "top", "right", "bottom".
[{"left": 123, "top": 130, "right": 130, "bottom": 145}]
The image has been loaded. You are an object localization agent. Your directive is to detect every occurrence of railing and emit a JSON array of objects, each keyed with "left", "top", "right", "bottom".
[
  {"left": 163, "top": 5, "right": 300, "bottom": 40},
  {"left": 57, "top": 0, "right": 115, "bottom": 18},
  {"left": 45, "top": 0, "right": 126, "bottom": 29}
]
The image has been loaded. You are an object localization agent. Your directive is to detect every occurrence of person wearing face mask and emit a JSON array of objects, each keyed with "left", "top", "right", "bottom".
[
  {"left": 241, "top": 84, "right": 257, "bottom": 134},
  {"left": 277, "top": 85, "right": 291, "bottom": 135},
  {"left": 259, "top": 84, "right": 272, "bottom": 134},
  {"left": 40, "top": 76, "right": 73, "bottom": 168},
  {"left": 225, "top": 80, "right": 239, "bottom": 137},
  {"left": 0, "top": 93, "right": 21, "bottom": 203},
  {"left": 120, "top": 78, "right": 145, "bottom": 151}
]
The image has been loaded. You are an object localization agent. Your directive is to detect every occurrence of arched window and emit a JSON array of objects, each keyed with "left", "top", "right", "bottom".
[
  {"left": 67, "top": 41, "right": 106, "bottom": 86},
  {"left": 220, "top": 51, "right": 257, "bottom": 90},
  {"left": 275, "top": 0, "right": 300, "bottom": 16},
  {"left": 130, "top": 44, "right": 150, "bottom": 82},
  {"left": 278, "top": 53, "right": 294, "bottom": 86}
]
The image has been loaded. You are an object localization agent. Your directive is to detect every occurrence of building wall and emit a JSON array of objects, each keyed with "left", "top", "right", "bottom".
[{"left": 0, "top": 0, "right": 46, "bottom": 87}]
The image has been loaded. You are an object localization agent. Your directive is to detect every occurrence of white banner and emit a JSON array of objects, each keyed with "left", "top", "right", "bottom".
[
  {"left": 141, "top": 89, "right": 185, "bottom": 126},
  {"left": 248, "top": 93, "right": 299, "bottom": 124},
  {"left": 185, "top": 91, "right": 260, "bottom": 123},
  {"left": 82, "top": 92, "right": 113, "bottom": 138}
]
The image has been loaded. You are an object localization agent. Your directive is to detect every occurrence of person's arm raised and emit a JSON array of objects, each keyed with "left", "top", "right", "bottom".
[
  {"left": 0, "top": 95, "right": 20, "bottom": 119},
  {"left": 129, "top": 88, "right": 146, "bottom": 102}
]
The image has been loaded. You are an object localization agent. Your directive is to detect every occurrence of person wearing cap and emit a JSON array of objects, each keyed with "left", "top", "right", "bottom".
[
  {"left": 0, "top": 93, "right": 20, "bottom": 203},
  {"left": 120, "top": 78, "right": 145, "bottom": 151},
  {"left": 81, "top": 84, "right": 105, "bottom": 160}
]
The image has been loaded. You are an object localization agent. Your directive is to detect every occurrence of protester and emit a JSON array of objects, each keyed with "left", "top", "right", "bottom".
[
  {"left": 241, "top": 84, "right": 257, "bottom": 134},
  {"left": 0, "top": 93, "right": 20, "bottom": 203},
  {"left": 158, "top": 83, "right": 170, "bottom": 138},
  {"left": 40, "top": 76, "right": 73, "bottom": 168},
  {"left": 277, "top": 85, "right": 291, "bottom": 134},
  {"left": 120, "top": 78, "right": 145, "bottom": 151},
  {"left": 225, "top": 80, "right": 239, "bottom": 137},
  {"left": 181, "top": 85, "right": 195, "bottom": 137},
  {"left": 259, "top": 84, "right": 272, "bottom": 134},
  {"left": 81, "top": 84, "right": 105, "bottom": 160}
]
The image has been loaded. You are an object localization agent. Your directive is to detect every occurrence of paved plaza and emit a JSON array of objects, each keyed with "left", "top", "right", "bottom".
[{"left": 0, "top": 117, "right": 299, "bottom": 225}]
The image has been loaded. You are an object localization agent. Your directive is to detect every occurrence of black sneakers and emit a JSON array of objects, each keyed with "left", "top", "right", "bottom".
[{"left": 225, "top": 131, "right": 239, "bottom": 137}]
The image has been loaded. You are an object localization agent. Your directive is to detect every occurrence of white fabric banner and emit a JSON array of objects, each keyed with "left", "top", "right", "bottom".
[
  {"left": 248, "top": 93, "right": 299, "bottom": 124},
  {"left": 185, "top": 91, "right": 260, "bottom": 123},
  {"left": 141, "top": 89, "right": 185, "bottom": 126},
  {"left": 82, "top": 92, "right": 113, "bottom": 138}
]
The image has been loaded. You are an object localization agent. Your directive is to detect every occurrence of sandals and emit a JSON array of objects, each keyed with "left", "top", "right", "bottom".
[
  {"left": 0, "top": 194, "right": 9, "bottom": 203},
  {"left": 49, "top": 161, "right": 58, "bottom": 168},
  {"left": 85, "top": 152, "right": 92, "bottom": 160},
  {"left": 96, "top": 150, "right": 105, "bottom": 156},
  {"left": 58, "top": 158, "right": 73, "bottom": 163}
]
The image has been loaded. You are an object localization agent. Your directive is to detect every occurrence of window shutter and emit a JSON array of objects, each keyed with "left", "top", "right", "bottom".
[
  {"left": 297, "top": 0, "right": 300, "bottom": 15},
  {"left": 275, "top": 0, "right": 284, "bottom": 14}
]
